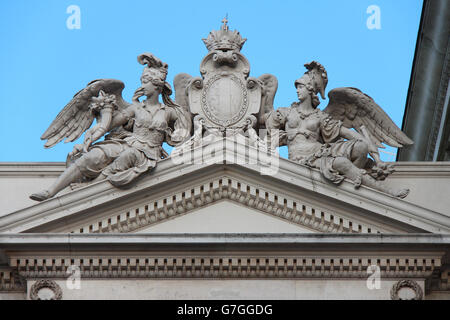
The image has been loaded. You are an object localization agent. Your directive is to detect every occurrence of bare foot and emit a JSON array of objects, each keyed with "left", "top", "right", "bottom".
[
  {"left": 395, "top": 188, "right": 410, "bottom": 199},
  {"left": 29, "top": 190, "right": 50, "bottom": 202}
]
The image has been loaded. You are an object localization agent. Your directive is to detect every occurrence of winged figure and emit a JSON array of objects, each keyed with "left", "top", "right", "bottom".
[
  {"left": 30, "top": 53, "right": 191, "bottom": 201},
  {"left": 265, "top": 61, "right": 413, "bottom": 198},
  {"left": 40, "top": 79, "right": 130, "bottom": 150}
]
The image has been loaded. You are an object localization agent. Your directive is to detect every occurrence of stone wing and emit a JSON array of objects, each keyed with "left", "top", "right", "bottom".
[
  {"left": 323, "top": 87, "right": 413, "bottom": 148},
  {"left": 173, "top": 73, "right": 193, "bottom": 111},
  {"left": 41, "top": 79, "right": 129, "bottom": 148}
]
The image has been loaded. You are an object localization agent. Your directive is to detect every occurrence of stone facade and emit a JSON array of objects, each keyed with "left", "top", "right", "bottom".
[{"left": 0, "top": 144, "right": 449, "bottom": 299}]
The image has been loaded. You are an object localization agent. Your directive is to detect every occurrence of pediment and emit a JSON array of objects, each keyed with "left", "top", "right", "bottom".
[
  {"left": 0, "top": 141, "right": 449, "bottom": 234},
  {"left": 135, "top": 201, "right": 315, "bottom": 233}
]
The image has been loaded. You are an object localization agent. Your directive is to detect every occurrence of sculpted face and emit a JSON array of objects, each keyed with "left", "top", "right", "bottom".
[
  {"left": 296, "top": 83, "right": 310, "bottom": 102},
  {"left": 140, "top": 74, "right": 163, "bottom": 97},
  {"left": 138, "top": 67, "right": 166, "bottom": 98}
]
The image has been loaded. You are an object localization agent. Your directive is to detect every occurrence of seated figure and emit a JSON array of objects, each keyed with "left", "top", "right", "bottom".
[
  {"left": 30, "top": 53, "right": 191, "bottom": 201},
  {"left": 265, "top": 61, "right": 412, "bottom": 198}
]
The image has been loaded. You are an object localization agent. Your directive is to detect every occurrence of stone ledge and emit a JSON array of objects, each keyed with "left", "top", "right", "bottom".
[{"left": 0, "top": 233, "right": 449, "bottom": 246}]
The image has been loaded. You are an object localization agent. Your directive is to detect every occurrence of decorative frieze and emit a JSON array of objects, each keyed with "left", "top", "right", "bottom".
[
  {"left": 69, "top": 176, "right": 383, "bottom": 234},
  {"left": 10, "top": 255, "right": 439, "bottom": 280}
]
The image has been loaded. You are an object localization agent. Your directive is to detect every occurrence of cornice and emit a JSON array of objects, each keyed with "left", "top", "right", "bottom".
[
  {"left": 0, "top": 233, "right": 449, "bottom": 249},
  {"left": 389, "top": 161, "right": 450, "bottom": 177},
  {"left": 1, "top": 234, "right": 447, "bottom": 284},
  {"left": 0, "top": 162, "right": 65, "bottom": 177},
  {"left": 1, "top": 234, "right": 447, "bottom": 282},
  {"left": 8, "top": 254, "right": 441, "bottom": 281}
]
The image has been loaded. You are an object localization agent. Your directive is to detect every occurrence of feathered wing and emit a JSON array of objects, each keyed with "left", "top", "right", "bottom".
[
  {"left": 41, "top": 79, "right": 130, "bottom": 148},
  {"left": 173, "top": 73, "right": 193, "bottom": 111},
  {"left": 323, "top": 87, "right": 413, "bottom": 148}
]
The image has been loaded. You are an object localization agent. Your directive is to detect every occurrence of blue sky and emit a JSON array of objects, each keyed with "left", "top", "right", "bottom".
[{"left": 0, "top": 0, "right": 423, "bottom": 162}]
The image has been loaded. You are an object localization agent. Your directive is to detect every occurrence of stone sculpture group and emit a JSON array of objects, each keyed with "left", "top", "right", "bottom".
[{"left": 30, "top": 20, "right": 413, "bottom": 201}]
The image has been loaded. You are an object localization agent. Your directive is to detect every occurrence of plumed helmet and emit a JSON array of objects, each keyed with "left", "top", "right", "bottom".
[
  {"left": 137, "top": 52, "right": 168, "bottom": 88},
  {"left": 294, "top": 61, "right": 328, "bottom": 99}
]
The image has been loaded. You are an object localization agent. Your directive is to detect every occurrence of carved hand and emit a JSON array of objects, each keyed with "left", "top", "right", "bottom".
[
  {"left": 69, "top": 144, "right": 84, "bottom": 157},
  {"left": 366, "top": 139, "right": 379, "bottom": 154},
  {"left": 171, "top": 129, "right": 188, "bottom": 144},
  {"left": 275, "top": 110, "right": 284, "bottom": 123}
]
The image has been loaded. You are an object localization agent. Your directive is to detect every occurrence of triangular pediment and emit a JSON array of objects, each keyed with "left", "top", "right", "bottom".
[
  {"left": 135, "top": 201, "right": 315, "bottom": 233},
  {"left": 0, "top": 139, "right": 448, "bottom": 234}
]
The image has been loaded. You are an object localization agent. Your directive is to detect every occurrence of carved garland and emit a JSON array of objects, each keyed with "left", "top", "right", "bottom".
[
  {"left": 69, "top": 177, "right": 382, "bottom": 234},
  {"left": 29, "top": 279, "right": 62, "bottom": 300},
  {"left": 390, "top": 280, "right": 424, "bottom": 300}
]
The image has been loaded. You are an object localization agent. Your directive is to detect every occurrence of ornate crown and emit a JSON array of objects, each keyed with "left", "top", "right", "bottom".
[{"left": 202, "top": 18, "right": 247, "bottom": 52}]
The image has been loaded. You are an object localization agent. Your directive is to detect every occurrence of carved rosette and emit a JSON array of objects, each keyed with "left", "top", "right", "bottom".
[
  {"left": 390, "top": 280, "right": 423, "bottom": 300},
  {"left": 29, "top": 279, "right": 63, "bottom": 300}
]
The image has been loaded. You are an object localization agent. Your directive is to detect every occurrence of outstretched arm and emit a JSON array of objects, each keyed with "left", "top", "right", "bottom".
[
  {"left": 108, "top": 104, "right": 135, "bottom": 130},
  {"left": 82, "top": 107, "right": 113, "bottom": 151},
  {"left": 81, "top": 95, "right": 134, "bottom": 152}
]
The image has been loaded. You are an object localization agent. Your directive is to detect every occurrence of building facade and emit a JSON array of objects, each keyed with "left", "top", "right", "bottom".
[{"left": 1, "top": 2, "right": 449, "bottom": 300}]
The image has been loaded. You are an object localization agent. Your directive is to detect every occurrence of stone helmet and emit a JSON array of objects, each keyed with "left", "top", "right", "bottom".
[
  {"left": 132, "top": 53, "right": 173, "bottom": 102},
  {"left": 294, "top": 61, "right": 328, "bottom": 100},
  {"left": 137, "top": 52, "right": 169, "bottom": 89}
]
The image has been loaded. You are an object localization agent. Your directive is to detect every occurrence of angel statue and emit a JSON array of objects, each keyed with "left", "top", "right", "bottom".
[
  {"left": 30, "top": 53, "right": 191, "bottom": 201},
  {"left": 265, "top": 61, "right": 413, "bottom": 198}
]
